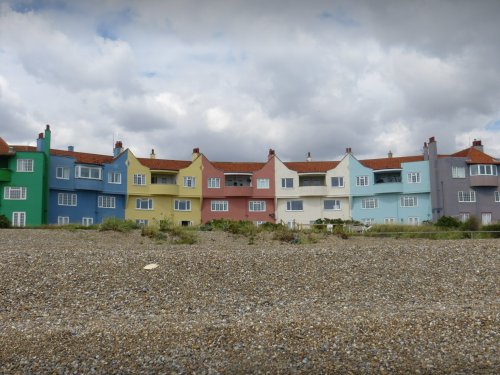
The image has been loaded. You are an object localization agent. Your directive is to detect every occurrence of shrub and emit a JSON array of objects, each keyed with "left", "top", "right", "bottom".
[
  {"left": 481, "top": 224, "right": 500, "bottom": 238},
  {"left": 462, "top": 216, "right": 480, "bottom": 231},
  {"left": 99, "top": 217, "right": 138, "bottom": 232},
  {"left": 436, "top": 216, "right": 461, "bottom": 228},
  {"left": 0, "top": 214, "right": 10, "bottom": 228}
]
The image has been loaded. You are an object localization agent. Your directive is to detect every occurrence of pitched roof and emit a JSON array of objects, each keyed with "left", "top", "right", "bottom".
[
  {"left": 138, "top": 158, "right": 192, "bottom": 171},
  {"left": 449, "top": 146, "right": 500, "bottom": 164},
  {"left": 0, "top": 137, "right": 10, "bottom": 154},
  {"left": 284, "top": 161, "right": 339, "bottom": 173},
  {"left": 211, "top": 161, "right": 266, "bottom": 173},
  {"left": 51, "top": 149, "right": 114, "bottom": 165},
  {"left": 360, "top": 155, "right": 424, "bottom": 170},
  {"left": 13, "top": 145, "right": 37, "bottom": 152}
]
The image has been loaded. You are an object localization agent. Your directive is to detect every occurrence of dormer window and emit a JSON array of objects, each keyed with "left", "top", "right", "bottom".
[
  {"left": 75, "top": 165, "right": 102, "bottom": 180},
  {"left": 469, "top": 164, "right": 497, "bottom": 176}
]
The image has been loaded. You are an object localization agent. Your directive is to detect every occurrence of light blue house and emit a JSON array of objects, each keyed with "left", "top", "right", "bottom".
[
  {"left": 48, "top": 142, "right": 127, "bottom": 225},
  {"left": 350, "top": 152, "right": 431, "bottom": 225}
]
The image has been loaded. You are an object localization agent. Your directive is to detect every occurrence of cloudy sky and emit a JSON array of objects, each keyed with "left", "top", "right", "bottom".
[{"left": 1, "top": 0, "right": 500, "bottom": 162}]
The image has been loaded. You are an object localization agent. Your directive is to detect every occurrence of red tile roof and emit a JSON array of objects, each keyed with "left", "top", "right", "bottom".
[
  {"left": 450, "top": 147, "right": 500, "bottom": 164},
  {"left": 51, "top": 149, "right": 114, "bottom": 165},
  {"left": 212, "top": 161, "right": 266, "bottom": 173},
  {"left": 284, "top": 161, "right": 339, "bottom": 173},
  {"left": 138, "top": 158, "right": 192, "bottom": 171},
  {"left": 0, "top": 138, "right": 10, "bottom": 154},
  {"left": 13, "top": 145, "right": 37, "bottom": 152},
  {"left": 360, "top": 155, "right": 424, "bottom": 170}
]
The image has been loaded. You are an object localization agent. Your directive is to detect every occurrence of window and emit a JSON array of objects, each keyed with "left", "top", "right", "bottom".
[
  {"left": 356, "top": 176, "right": 369, "bottom": 186},
  {"left": 208, "top": 177, "right": 220, "bottom": 188},
  {"left": 400, "top": 195, "right": 418, "bottom": 207},
  {"left": 495, "top": 191, "right": 500, "bottom": 202},
  {"left": 408, "top": 217, "right": 419, "bottom": 225},
  {"left": 174, "top": 200, "right": 191, "bottom": 211},
  {"left": 470, "top": 164, "right": 497, "bottom": 176},
  {"left": 58, "top": 193, "right": 77, "bottom": 206},
  {"left": 249, "top": 201, "right": 266, "bottom": 212},
  {"left": 4, "top": 187, "right": 27, "bottom": 200},
  {"left": 108, "top": 172, "right": 121, "bottom": 184},
  {"left": 17, "top": 159, "right": 33, "bottom": 172},
  {"left": 384, "top": 218, "right": 396, "bottom": 224},
  {"left": 458, "top": 191, "right": 476, "bottom": 202},
  {"left": 407, "top": 172, "right": 421, "bottom": 184},
  {"left": 459, "top": 212, "right": 470, "bottom": 222},
  {"left": 361, "top": 198, "right": 378, "bottom": 209},
  {"left": 211, "top": 200, "right": 228, "bottom": 212},
  {"left": 481, "top": 213, "right": 492, "bottom": 225},
  {"left": 324, "top": 199, "right": 341, "bottom": 210},
  {"left": 133, "top": 174, "right": 146, "bottom": 185},
  {"left": 281, "top": 178, "right": 293, "bottom": 188},
  {"left": 75, "top": 165, "right": 102, "bottom": 180},
  {"left": 56, "top": 166, "right": 70, "bottom": 179},
  {"left": 183, "top": 176, "right": 196, "bottom": 188},
  {"left": 58, "top": 216, "right": 70, "bottom": 225},
  {"left": 136, "top": 219, "right": 148, "bottom": 226},
  {"left": 82, "top": 217, "right": 94, "bottom": 227},
  {"left": 257, "top": 178, "right": 270, "bottom": 189},
  {"left": 286, "top": 200, "right": 303, "bottom": 211},
  {"left": 12, "top": 212, "right": 26, "bottom": 227},
  {"left": 331, "top": 176, "right": 344, "bottom": 187},
  {"left": 136, "top": 198, "right": 153, "bottom": 210},
  {"left": 362, "top": 218, "right": 375, "bottom": 225},
  {"left": 98, "top": 196, "right": 116, "bottom": 209},
  {"left": 452, "top": 166, "right": 466, "bottom": 178}
]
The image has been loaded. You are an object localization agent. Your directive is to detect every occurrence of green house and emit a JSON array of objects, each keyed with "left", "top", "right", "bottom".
[{"left": 0, "top": 126, "right": 51, "bottom": 227}]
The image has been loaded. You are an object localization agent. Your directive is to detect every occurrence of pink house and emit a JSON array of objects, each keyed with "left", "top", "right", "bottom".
[{"left": 201, "top": 150, "right": 276, "bottom": 224}]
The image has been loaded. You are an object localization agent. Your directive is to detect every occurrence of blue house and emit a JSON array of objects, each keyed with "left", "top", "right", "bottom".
[
  {"left": 350, "top": 152, "right": 431, "bottom": 225},
  {"left": 48, "top": 142, "right": 127, "bottom": 225}
]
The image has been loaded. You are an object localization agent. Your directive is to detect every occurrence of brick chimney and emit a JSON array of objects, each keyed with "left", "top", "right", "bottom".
[
  {"left": 472, "top": 139, "right": 483, "bottom": 152},
  {"left": 192, "top": 147, "right": 200, "bottom": 161},
  {"left": 113, "top": 141, "right": 123, "bottom": 157},
  {"left": 346, "top": 147, "right": 352, "bottom": 154},
  {"left": 268, "top": 148, "right": 275, "bottom": 160}
]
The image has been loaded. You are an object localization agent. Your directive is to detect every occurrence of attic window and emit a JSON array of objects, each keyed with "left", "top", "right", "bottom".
[{"left": 469, "top": 164, "right": 497, "bottom": 176}]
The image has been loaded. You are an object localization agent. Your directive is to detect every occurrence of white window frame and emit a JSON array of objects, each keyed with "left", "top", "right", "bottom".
[
  {"left": 470, "top": 164, "right": 497, "bottom": 176},
  {"left": 133, "top": 174, "right": 146, "bottom": 185},
  {"left": 183, "top": 176, "right": 196, "bottom": 188},
  {"left": 257, "top": 178, "right": 270, "bottom": 189},
  {"left": 58, "top": 193, "right": 77, "bottom": 206},
  {"left": 136, "top": 198, "right": 153, "bottom": 210},
  {"left": 12, "top": 212, "right": 26, "bottom": 227},
  {"left": 361, "top": 198, "right": 378, "bottom": 209},
  {"left": 331, "top": 176, "right": 344, "bottom": 187},
  {"left": 249, "top": 201, "right": 266, "bottom": 212},
  {"left": 495, "top": 191, "right": 500, "bottom": 202},
  {"left": 57, "top": 216, "right": 70, "bottom": 225},
  {"left": 281, "top": 178, "right": 294, "bottom": 188},
  {"left": 458, "top": 191, "right": 476, "bottom": 203},
  {"left": 136, "top": 219, "right": 149, "bottom": 226},
  {"left": 17, "top": 159, "right": 34, "bottom": 172},
  {"left": 362, "top": 218, "right": 375, "bottom": 225},
  {"left": 407, "top": 172, "right": 421, "bottom": 184},
  {"left": 98, "top": 196, "right": 116, "bottom": 209},
  {"left": 56, "top": 166, "right": 70, "bottom": 180},
  {"left": 82, "top": 217, "right": 94, "bottom": 227},
  {"left": 211, "top": 200, "right": 228, "bottom": 212},
  {"left": 400, "top": 195, "right": 418, "bottom": 207},
  {"left": 323, "top": 199, "right": 341, "bottom": 210},
  {"left": 408, "top": 217, "right": 419, "bottom": 225},
  {"left": 108, "top": 172, "right": 122, "bottom": 184},
  {"left": 452, "top": 166, "right": 466, "bottom": 178},
  {"left": 174, "top": 199, "right": 191, "bottom": 211},
  {"left": 4, "top": 187, "right": 27, "bottom": 200},
  {"left": 286, "top": 200, "right": 303, "bottom": 211},
  {"left": 75, "top": 165, "right": 102, "bottom": 180},
  {"left": 384, "top": 218, "right": 396, "bottom": 224},
  {"left": 356, "top": 176, "right": 369, "bottom": 186},
  {"left": 459, "top": 212, "right": 470, "bottom": 222},
  {"left": 207, "top": 177, "right": 220, "bottom": 188}
]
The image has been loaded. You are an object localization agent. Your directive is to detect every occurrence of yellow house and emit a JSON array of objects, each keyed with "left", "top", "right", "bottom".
[{"left": 125, "top": 149, "right": 202, "bottom": 226}]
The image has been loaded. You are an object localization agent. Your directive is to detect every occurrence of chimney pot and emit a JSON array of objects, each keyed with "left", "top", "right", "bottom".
[
  {"left": 150, "top": 149, "right": 156, "bottom": 159},
  {"left": 306, "top": 151, "right": 312, "bottom": 162},
  {"left": 346, "top": 147, "right": 352, "bottom": 154},
  {"left": 429, "top": 136, "right": 435, "bottom": 143},
  {"left": 193, "top": 147, "right": 200, "bottom": 154},
  {"left": 46, "top": 124, "right": 50, "bottom": 130},
  {"left": 388, "top": 150, "right": 393, "bottom": 158},
  {"left": 115, "top": 141, "right": 123, "bottom": 149},
  {"left": 38, "top": 133, "right": 44, "bottom": 139}
]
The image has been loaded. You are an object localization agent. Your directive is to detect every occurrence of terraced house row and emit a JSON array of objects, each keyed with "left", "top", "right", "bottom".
[{"left": 1, "top": 126, "right": 500, "bottom": 227}]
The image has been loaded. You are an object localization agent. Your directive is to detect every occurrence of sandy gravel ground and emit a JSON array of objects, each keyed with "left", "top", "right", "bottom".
[{"left": 0, "top": 229, "right": 498, "bottom": 374}]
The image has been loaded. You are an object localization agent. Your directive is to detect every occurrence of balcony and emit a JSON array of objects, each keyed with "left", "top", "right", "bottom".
[
  {"left": 224, "top": 186, "right": 253, "bottom": 196},
  {"left": 470, "top": 175, "right": 499, "bottom": 187},
  {"left": 149, "top": 183, "right": 179, "bottom": 195},
  {"left": 298, "top": 185, "right": 327, "bottom": 196},
  {"left": 373, "top": 181, "right": 403, "bottom": 194},
  {"left": 0, "top": 168, "right": 11, "bottom": 182}
]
